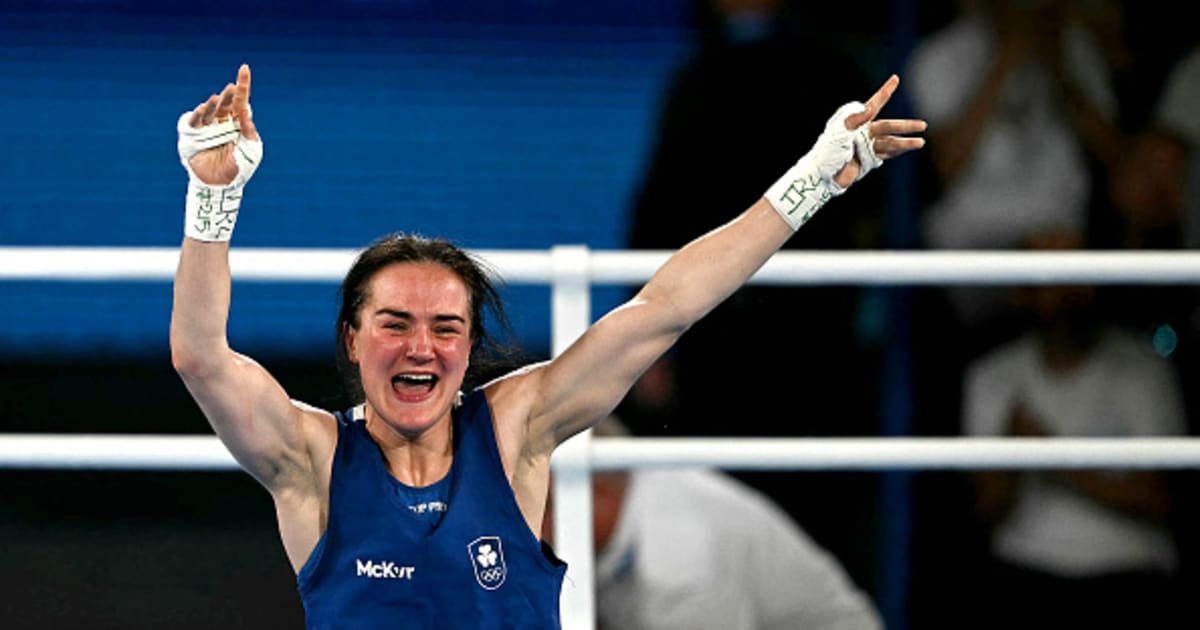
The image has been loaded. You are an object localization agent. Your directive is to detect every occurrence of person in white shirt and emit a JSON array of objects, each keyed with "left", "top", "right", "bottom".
[
  {"left": 962, "top": 228, "right": 1187, "bottom": 628},
  {"left": 546, "top": 417, "right": 883, "bottom": 630},
  {"left": 905, "top": 0, "right": 1121, "bottom": 353}
]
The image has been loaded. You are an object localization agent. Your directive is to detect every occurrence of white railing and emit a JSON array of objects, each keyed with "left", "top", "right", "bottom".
[
  {"left": 5, "top": 246, "right": 1200, "bottom": 284},
  {"left": 4, "top": 433, "right": 1200, "bottom": 471},
  {"left": 5, "top": 245, "right": 1200, "bottom": 630}
]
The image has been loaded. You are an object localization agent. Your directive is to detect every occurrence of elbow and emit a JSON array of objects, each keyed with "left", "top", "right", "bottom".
[
  {"left": 170, "top": 340, "right": 205, "bottom": 379},
  {"left": 169, "top": 330, "right": 224, "bottom": 380},
  {"left": 630, "top": 288, "right": 696, "bottom": 339}
]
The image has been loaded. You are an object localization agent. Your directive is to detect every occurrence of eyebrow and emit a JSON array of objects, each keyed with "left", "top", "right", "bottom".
[{"left": 373, "top": 308, "right": 467, "bottom": 325}]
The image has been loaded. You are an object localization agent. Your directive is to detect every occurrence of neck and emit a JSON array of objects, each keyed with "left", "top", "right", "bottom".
[{"left": 365, "top": 408, "right": 454, "bottom": 487}]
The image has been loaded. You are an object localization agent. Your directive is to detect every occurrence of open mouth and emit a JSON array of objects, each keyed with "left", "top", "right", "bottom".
[{"left": 391, "top": 373, "right": 438, "bottom": 400}]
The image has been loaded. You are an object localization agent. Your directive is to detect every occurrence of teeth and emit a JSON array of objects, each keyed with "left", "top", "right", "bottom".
[{"left": 397, "top": 374, "right": 434, "bottom": 384}]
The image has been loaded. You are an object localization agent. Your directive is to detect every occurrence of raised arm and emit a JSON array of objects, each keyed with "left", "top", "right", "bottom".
[
  {"left": 507, "top": 75, "right": 925, "bottom": 448},
  {"left": 169, "top": 65, "right": 332, "bottom": 495}
]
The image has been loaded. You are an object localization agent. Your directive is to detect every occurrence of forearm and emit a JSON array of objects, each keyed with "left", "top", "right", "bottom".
[
  {"left": 170, "top": 237, "right": 235, "bottom": 376},
  {"left": 171, "top": 67, "right": 261, "bottom": 376},
  {"left": 631, "top": 97, "right": 879, "bottom": 327},
  {"left": 633, "top": 199, "right": 793, "bottom": 329},
  {"left": 1057, "top": 81, "right": 1121, "bottom": 170},
  {"left": 532, "top": 199, "right": 795, "bottom": 442},
  {"left": 1055, "top": 469, "right": 1171, "bottom": 523},
  {"left": 931, "top": 51, "right": 1016, "bottom": 181}
]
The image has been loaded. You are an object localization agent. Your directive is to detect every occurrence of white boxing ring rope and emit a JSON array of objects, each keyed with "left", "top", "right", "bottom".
[
  {"left": 7, "top": 245, "right": 1200, "bottom": 630},
  {"left": 6, "top": 246, "right": 1200, "bottom": 284},
  {"left": 4, "top": 434, "right": 1200, "bottom": 471}
]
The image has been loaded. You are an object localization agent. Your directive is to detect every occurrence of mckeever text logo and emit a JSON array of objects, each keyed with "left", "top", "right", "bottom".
[{"left": 355, "top": 559, "right": 416, "bottom": 580}]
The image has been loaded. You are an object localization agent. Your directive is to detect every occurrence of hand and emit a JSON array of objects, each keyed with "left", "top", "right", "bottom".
[
  {"left": 832, "top": 75, "right": 926, "bottom": 189},
  {"left": 186, "top": 64, "right": 258, "bottom": 186}
]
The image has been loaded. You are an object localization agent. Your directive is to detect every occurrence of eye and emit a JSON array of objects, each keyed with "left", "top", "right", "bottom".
[{"left": 384, "top": 321, "right": 408, "bottom": 332}]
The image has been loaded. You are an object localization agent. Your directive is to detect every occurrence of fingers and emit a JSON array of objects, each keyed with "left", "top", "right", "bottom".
[
  {"left": 852, "top": 115, "right": 927, "bottom": 160},
  {"left": 187, "top": 85, "right": 235, "bottom": 129},
  {"left": 237, "top": 106, "right": 259, "bottom": 140},
  {"left": 845, "top": 74, "right": 900, "bottom": 129},
  {"left": 214, "top": 83, "right": 236, "bottom": 122},
  {"left": 234, "top": 64, "right": 259, "bottom": 140},
  {"left": 181, "top": 63, "right": 259, "bottom": 140},
  {"left": 871, "top": 119, "right": 927, "bottom": 136},
  {"left": 235, "top": 63, "right": 252, "bottom": 111},
  {"left": 867, "top": 118, "right": 926, "bottom": 159},
  {"left": 872, "top": 133, "right": 926, "bottom": 159},
  {"left": 862, "top": 74, "right": 900, "bottom": 117},
  {"left": 188, "top": 94, "right": 220, "bottom": 128}
]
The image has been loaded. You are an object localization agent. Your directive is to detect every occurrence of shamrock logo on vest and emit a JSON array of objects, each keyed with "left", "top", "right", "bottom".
[{"left": 468, "top": 536, "right": 507, "bottom": 590}]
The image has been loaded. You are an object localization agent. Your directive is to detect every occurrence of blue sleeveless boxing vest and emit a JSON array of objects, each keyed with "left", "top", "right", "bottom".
[{"left": 297, "top": 389, "right": 566, "bottom": 629}]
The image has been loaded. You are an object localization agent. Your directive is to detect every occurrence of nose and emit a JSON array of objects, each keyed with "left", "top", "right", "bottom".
[{"left": 405, "top": 327, "right": 435, "bottom": 361}]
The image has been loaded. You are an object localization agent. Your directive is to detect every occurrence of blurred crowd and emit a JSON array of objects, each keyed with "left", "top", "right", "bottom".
[{"left": 610, "top": 0, "right": 1200, "bottom": 628}]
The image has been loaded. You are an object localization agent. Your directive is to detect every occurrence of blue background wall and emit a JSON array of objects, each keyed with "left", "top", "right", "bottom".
[{"left": 1, "top": 1, "right": 693, "bottom": 358}]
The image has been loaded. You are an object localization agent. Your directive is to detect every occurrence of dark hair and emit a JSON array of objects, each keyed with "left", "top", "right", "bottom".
[{"left": 335, "top": 232, "right": 523, "bottom": 404}]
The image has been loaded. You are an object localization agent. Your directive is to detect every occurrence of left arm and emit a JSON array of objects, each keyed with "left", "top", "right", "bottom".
[
  {"left": 495, "top": 75, "right": 925, "bottom": 451},
  {"left": 531, "top": 195, "right": 796, "bottom": 447}
]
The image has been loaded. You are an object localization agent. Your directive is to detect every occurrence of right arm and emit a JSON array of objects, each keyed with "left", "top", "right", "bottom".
[
  {"left": 171, "top": 240, "right": 330, "bottom": 491},
  {"left": 169, "top": 65, "right": 335, "bottom": 500}
]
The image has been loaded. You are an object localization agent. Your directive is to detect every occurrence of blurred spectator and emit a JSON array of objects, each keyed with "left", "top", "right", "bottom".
[
  {"left": 544, "top": 417, "right": 884, "bottom": 630},
  {"left": 1152, "top": 44, "right": 1200, "bottom": 244},
  {"left": 1105, "top": 128, "right": 1189, "bottom": 250},
  {"left": 904, "top": 0, "right": 1122, "bottom": 355},
  {"left": 1097, "top": 121, "right": 1191, "bottom": 358},
  {"left": 1102, "top": 38, "right": 1199, "bottom": 250},
  {"left": 1101, "top": 45, "right": 1200, "bottom": 600},
  {"left": 1099, "top": 40, "right": 1200, "bottom": 399},
  {"left": 961, "top": 228, "right": 1187, "bottom": 628}
]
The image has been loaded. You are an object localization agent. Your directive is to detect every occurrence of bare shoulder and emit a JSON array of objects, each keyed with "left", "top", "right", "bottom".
[
  {"left": 479, "top": 360, "right": 545, "bottom": 418},
  {"left": 479, "top": 361, "right": 557, "bottom": 460}
]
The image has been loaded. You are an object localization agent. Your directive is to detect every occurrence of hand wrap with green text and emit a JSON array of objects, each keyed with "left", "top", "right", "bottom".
[
  {"left": 764, "top": 102, "right": 865, "bottom": 230},
  {"left": 176, "top": 108, "right": 263, "bottom": 242}
]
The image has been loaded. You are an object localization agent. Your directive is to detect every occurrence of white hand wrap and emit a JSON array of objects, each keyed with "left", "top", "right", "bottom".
[
  {"left": 764, "top": 102, "right": 864, "bottom": 231},
  {"left": 177, "top": 107, "right": 263, "bottom": 242},
  {"left": 851, "top": 121, "right": 882, "bottom": 182}
]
